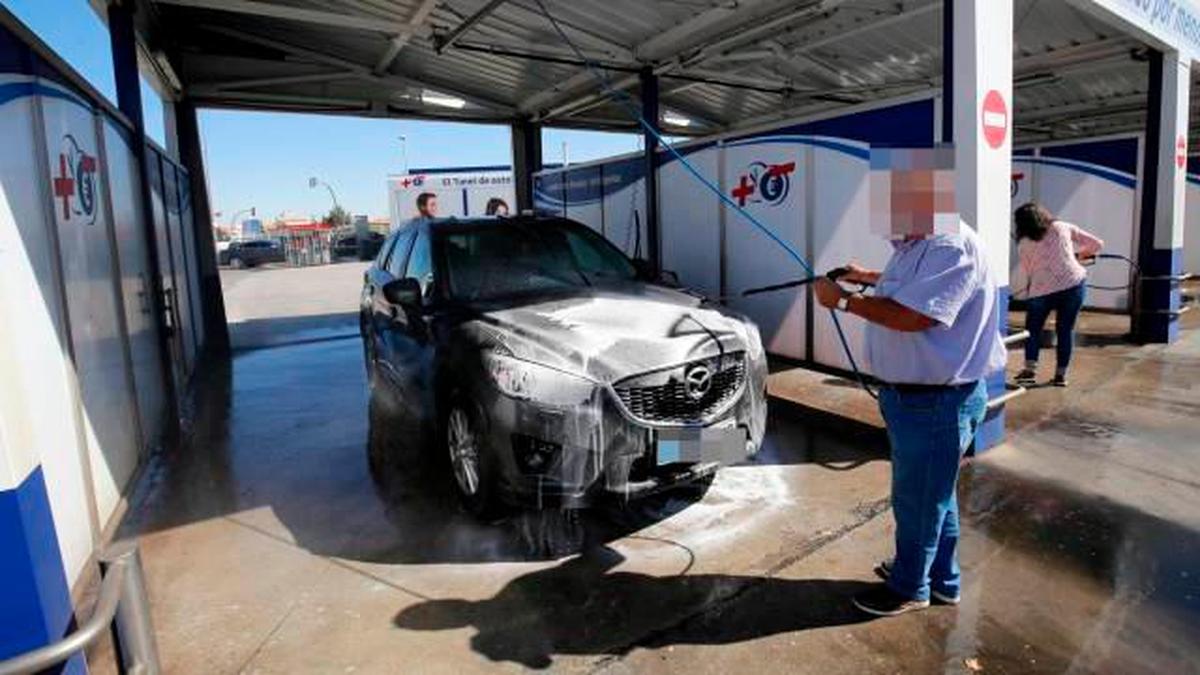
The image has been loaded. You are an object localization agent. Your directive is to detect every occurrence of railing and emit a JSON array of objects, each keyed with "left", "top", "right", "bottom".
[
  {"left": 0, "top": 542, "right": 160, "bottom": 675},
  {"left": 988, "top": 330, "right": 1031, "bottom": 410}
]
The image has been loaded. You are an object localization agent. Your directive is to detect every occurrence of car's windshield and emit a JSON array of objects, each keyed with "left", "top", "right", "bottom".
[{"left": 439, "top": 220, "right": 637, "bottom": 302}]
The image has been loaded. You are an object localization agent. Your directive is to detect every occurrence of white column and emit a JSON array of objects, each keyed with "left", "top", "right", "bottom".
[
  {"left": 951, "top": 0, "right": 1013, "bottom": 288},
  {"left": 1153, "top": 53, "right": 1190, "bottom": 253},
  {"left": 1136, "top": 50, "right": 1191, "bottom": 343}
]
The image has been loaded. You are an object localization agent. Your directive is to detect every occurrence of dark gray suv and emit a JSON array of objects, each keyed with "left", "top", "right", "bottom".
[{"left": 360, "top": 216, "right": 767, "bottom": 517}]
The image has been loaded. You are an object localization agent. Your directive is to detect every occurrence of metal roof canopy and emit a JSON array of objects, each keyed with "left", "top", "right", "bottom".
[{"left": 106, "top": 0, "right": 1198, "bottom": 146}]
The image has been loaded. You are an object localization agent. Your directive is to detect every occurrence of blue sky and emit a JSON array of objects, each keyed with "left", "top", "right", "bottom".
[{"left": 2, "top": 0, "right": 642, "bottom": 219}]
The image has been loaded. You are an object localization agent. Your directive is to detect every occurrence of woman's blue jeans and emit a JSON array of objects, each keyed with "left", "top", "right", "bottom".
[
  {"left": 1024, "top": 282, "right": 1087, "bottom": 370},
  {"left": 878, "top": 380, "right": 987, "bottom": 602}
]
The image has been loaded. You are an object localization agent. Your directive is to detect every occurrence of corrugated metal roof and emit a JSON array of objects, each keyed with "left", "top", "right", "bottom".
[{"left": 138, "top": 0, "right": 1192, "bottom": 144}]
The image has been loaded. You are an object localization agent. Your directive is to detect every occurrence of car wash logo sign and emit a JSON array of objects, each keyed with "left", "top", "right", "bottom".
[
  {"left": 399, "top": 175, "right": 425, "bottom": 188},
  {"left": 731, "top": 161, "right": 795, "bottom": 207},
  {"left": 53, "top": 134, "right": 98, "bottom": 225}
]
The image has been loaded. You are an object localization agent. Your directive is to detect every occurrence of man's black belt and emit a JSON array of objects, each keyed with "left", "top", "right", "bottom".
[{"left": 885, "top": 381, "right": 980, "bottom": 394}]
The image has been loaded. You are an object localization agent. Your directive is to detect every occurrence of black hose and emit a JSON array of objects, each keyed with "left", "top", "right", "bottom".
[{"left": 1084, "top": 253, "right": 1140, "bottom": 291}]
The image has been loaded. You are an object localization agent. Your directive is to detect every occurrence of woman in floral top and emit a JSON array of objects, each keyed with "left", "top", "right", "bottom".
[{"left": 1012, "top": 202, "right": 1104, "bottom": 387}]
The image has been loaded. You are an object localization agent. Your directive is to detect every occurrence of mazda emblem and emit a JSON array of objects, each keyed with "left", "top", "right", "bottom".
[{"left": 684, "top": 364, "right": 713, "bottom": 401}]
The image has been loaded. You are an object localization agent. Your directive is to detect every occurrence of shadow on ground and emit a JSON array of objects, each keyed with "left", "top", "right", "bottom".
[{"left": 394, "top": 544, "right": 875, "bottom": 669}]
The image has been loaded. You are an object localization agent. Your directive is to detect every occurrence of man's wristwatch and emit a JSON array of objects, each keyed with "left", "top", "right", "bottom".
[{"left": 836, "top": 293, "right": 860, "bottom": 312}]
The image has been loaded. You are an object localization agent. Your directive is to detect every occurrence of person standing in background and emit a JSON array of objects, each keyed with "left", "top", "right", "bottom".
[
  {"left": 415, "top": 192, "right": 438, "bottom": 220},
  {"left": 1011, "top": 203, "right": 1104, "bottom": 388}
]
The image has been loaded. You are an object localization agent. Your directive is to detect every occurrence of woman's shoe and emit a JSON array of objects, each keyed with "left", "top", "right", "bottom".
[
  {"left": 1052, "top": 374, "right": 1068, "bottom": 387},
  {"left": 1014, "top": 368, "right": 1037, "bottom": 386}
]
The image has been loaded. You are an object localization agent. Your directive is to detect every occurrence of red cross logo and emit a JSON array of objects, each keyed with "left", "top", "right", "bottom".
[
  {"left": 401, "top": 178, "right": 412, "bottom": 187},
  {"left": 731, "top": 174, "right": 755, "bottom": 206},
  {"left": 53, "top": 154, "right": 74, "bottom": 220}
]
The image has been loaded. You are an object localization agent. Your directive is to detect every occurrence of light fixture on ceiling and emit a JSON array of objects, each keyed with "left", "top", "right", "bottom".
[
  {"left": 421, "top": 90, "right": 467, "bottom": 109},
  {"left": 663, "top": 111, "right": 692, "bottom": 127}
]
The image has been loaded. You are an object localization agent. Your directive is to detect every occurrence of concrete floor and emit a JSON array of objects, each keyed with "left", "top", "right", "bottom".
[
  {"left": 221, "top": 261, "right": 369, "bottom": 350},
  {"left": 87, "top": 272, "right": 1200, "bottom": 674}
]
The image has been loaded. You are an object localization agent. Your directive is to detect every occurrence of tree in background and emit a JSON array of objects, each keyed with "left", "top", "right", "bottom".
[{"left": 324, "top": 204, "right": 351, "bottom": 229}]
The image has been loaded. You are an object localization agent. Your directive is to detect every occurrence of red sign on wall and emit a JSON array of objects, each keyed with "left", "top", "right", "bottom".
[
  {"left": 981, "top": 89, "right": 1008, "bottom": 150},
  {"left": 1176, "top": 136, "right": 1187, "bottom": 170}
]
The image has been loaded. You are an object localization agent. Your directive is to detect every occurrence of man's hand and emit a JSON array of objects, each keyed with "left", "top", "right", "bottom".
[
  {"left": 841, "top": 262, "right": 881, "bottom": 286},
  {"left": 813, "top": 278, "right": 846, "bottom": 309}
]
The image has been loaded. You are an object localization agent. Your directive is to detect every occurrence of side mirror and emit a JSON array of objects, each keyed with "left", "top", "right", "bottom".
[
  {"left": 632, "top": 259, "right": 681, "bottom": 287},
  {"left": 382, "top": 277, "right": 422, "bottom": 308}
]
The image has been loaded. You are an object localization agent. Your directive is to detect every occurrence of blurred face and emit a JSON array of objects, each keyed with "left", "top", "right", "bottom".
[
  {"left": 420, "top": 196, "right": 439, "bottom": 217},
  {"left": 870, "top": 147, "right": 958, "bottom": 240},
  {"left": 495, "top": 203, "right": 509, "bottom": 216}
]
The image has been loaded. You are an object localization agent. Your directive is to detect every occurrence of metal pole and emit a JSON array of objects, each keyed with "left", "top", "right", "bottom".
[
  {"left": 435, "top": 0, "right": 509, "bottom": 53},
  {"left": 640, "top": 66, "right": 661, "bottom": 274},
  {"left": 100, "top": 542, "right": 161, "bottom": 675}
]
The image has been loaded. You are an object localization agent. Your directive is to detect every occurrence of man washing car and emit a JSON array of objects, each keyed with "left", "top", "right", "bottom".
[{"left": 813, "top": 147, "right": 1006, "bottom": 616}]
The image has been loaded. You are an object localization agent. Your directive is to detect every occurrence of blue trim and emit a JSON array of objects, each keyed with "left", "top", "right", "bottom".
[
  {"left": 0, "top": 467, "right": 83, "bottom": 673},
  {"left": 751, "top": 98, "right": 936, "bottom": 147},
  {"left": 1040, "top": 137, "right": 1140, "bottom": 176},
  {"left": 0, "top": 80, "right": 92, "bottom": 111},
  {"left": 461, "top": 189, "right": 468, "bottom": 216},
  {"left": 724, "top": 135, "right": 870, "bottom": 161},
  {"left": 409, "top": 164, "right": 512, "bottom": 175},
  {"left": 1019, "top": 157, "right": 1137, "bottom": 189}
]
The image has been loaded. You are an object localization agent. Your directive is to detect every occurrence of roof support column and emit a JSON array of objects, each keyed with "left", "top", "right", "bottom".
[
  {"left": 176, "top": 99, "right": 229, "bottom": 353},
  {"left": 108, "top": 0, "right": 181, "bottom": 438},
  {"left": 949, "top": 0, "right": 1012, "bottom": 452},
  {"left": 511, "top": 118, "right": 542, "bottom": 213},
  {"left": 640, "top": 67, "right": 661, "bottom": 273},
  {"left": 1135, "top": 50, "right": 1190, "bottom": 344}
]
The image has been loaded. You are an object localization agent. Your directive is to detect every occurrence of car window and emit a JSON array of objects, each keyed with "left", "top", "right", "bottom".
[
  {"left": 385, "top": 230, "right": 416, "bottom": 277},
  {"left": 439, "top": 220, "right": 636, "bottom": 302},
  {"left": 404, "top": 230, "right": 435, "bottom": 299}
]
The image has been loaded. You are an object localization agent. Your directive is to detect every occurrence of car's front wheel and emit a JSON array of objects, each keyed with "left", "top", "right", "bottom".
[
  {"left": 229, "top": 256, "right": 245, "bottom": 269},
  {"left": 445, "top": 401, "right": 500, "bottom": 519}
]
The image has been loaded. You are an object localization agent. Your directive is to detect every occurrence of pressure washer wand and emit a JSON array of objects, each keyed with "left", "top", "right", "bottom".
[{"left": 740, "top": 267, "right": 873, "bottom": 297}]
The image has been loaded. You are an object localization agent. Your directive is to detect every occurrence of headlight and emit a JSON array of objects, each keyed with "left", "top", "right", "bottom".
[
  {"left": 743, "top": 320, "right": 765, "bottom": 362},
  {"left": 483, "top": 351, "right": 596, "bottom": 406}
]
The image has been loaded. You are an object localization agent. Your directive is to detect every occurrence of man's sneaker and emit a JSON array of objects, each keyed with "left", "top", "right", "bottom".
[
  {"left": 852, "top": 584, "right": 929, "bottom": 617},
  {"left": 1052, "top": 374, "right": 1068, "bottom": 387},
  {"left": 874, "top": 559, "right": 960, "bottom": 605},
  {"left": 1014, "top": 368, "right": 1037, "bottom": 386}
]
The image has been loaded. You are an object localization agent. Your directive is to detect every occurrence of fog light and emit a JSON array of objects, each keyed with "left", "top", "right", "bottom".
[{"left": 511, "top": 434, "right": 562, "bottom": 474}]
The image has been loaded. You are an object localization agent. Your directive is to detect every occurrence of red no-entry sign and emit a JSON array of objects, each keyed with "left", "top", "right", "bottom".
[
  {"left": 981, "top": 89, "right": 1008, "bottom": 150},
  {"left": 1176, "top": 136, "right": 1187, "bottom": 170}
]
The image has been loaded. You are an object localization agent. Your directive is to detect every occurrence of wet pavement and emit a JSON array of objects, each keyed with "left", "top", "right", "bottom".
[{"left": 89, "top": 310, "right": 1200, "bottom": 673}]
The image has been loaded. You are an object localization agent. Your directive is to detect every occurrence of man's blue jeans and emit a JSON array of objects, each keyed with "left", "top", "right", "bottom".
[{"left": 878, "top": 380, "right": 987, "bottom": 601}]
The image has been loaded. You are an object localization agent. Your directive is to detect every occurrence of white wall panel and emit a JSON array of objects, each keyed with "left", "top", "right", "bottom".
[
  {"left": 39, "top": 86, "right": 141, "bottom": 531},
  {"left": 658, "top": 146, "right": 721, "bottom": 298},
  {"left": 104, "top": 122, "right": 167, "bottom": 448},
  {"left": 563, "top": 166, "right": 603, "bottom": 234},
  {"left": 161, "top": 163, "right": 196, "bottom": 371},
  {"left": 809, "top": 141, "right": 889, "bottom": 373},
  {"left": 722, "top": 140, "right": 807, "bottom": 360},
  {"left": 599, "top": 157, "right": 647, "bottom": 260},
  {"left": 1186, "top": 176, "right": 1200, "bottom": 274}
]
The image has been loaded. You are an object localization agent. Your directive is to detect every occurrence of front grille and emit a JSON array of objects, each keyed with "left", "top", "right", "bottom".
[{"left": 614, "top": 354, "right": 745, "bottom": 425}]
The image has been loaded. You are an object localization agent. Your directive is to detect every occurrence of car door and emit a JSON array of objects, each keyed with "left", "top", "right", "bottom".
[
  {"left": 366, "top": 229, "right": 415, "bottom": 384},
  {"left": 381, "top": 227, "right": 438, "bottom": 428}
]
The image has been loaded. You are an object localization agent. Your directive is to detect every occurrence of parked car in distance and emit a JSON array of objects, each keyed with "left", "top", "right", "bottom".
[
  {"left": 333, "top": 232, "right": 386, "bottom": 261},
  {"left": 219, "top": 239, "right": 285, "bottom": 268},
  {"left": 360, "top": 216, "right": 768, "bottom": 518}
]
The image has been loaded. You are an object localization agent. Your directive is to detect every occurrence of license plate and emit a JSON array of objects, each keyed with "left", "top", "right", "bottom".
[{"left": 655, "top": 423, "right": 746, "bottom": 466}]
